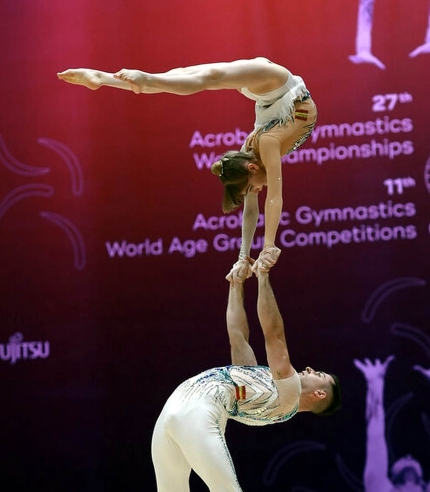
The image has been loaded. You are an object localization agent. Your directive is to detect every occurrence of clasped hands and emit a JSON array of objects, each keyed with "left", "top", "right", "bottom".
[{"left": 225, "top": 246, "right": 281, "bottom": 283}]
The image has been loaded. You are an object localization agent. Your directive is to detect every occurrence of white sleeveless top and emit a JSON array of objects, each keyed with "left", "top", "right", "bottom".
[
  {"left": 178, "top": 365, "right": 301, "bottom": 427},
  {"left": 240, "top": 70, "right": 311, "bottom": 131}
]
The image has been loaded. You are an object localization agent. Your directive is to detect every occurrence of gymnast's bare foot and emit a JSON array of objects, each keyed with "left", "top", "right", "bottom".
[
  {"left": 57, "top": 69, "right": 103, "bottom": 90},
  {"left": 113, "top": 69, "right": 148, "bottom": 94}
]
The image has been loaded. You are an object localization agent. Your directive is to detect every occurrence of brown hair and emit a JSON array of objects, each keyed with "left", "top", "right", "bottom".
[{"left": 211, "top": 150, "right": 258, "bottom": 213}]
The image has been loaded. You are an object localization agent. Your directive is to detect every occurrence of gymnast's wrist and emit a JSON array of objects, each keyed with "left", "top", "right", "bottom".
[
  {"left": 263, "top": 243, "right": 276, "bottom": 251},
  {"left": 238, "top": 248, "right": 250, "bottom": 261}
]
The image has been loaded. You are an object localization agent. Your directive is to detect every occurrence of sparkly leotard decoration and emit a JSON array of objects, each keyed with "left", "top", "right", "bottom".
[
  {"left": 151, "top": 365, "right": 301, "bottom": 491},
  {"left": 177, "top": 365, "right": 301, "bottom": 425},
  {"left": 240, "top": 70, "right": 317, "bottom": 156}
]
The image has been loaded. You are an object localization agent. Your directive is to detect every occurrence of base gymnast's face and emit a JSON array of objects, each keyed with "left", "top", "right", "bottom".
[{"left": 298, "top": 367, "right": 334, "bottom": 390}]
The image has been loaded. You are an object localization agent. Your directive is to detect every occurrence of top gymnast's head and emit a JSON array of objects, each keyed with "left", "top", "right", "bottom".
[{"left": 211, "top": 150, "right": 267, "bottom": 213}]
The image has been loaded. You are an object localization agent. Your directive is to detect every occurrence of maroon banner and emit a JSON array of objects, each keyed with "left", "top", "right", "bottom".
[{"left": 1, "top": 0, "right": 430, "bottom": 490}]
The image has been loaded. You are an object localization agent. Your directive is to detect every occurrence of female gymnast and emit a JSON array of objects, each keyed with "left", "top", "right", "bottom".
[{"left": 57, "top": 57, "right": 317, "bottom": 279}]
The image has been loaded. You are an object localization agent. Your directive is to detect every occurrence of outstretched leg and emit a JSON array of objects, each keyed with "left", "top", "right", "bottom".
[
  {"left": 58, "top": 58, "right": 289, "bottom": 96},
  {"left": 57, "top": 68, "right": 134, "bottom": 91}
]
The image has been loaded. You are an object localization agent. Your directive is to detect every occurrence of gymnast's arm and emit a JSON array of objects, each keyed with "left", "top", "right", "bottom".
[
  {"left": 258, "top": 135, "right": 283, "bottom": 250},
  {"left": 225, "top": 192, "right": 259, "bottom": 283}
]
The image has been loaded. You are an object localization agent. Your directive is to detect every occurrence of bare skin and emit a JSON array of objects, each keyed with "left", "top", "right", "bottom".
[
  {"left": 226, "top": 249, "right": 280, "bottom": 364},
  {"left": 227, "top": 250, "right": 335, "bottom": 413},
  {"left": 57, "top": 58, "right": 289, "bottom": 95},
  {"left": 226, "top": 277, "right": 258, "bottom": 367},
  {"left": 226, "top": 244, "right": 281, "bottom": 284},
  {"left": 57, "top": 58, "right": 315, "bottom": 275}
]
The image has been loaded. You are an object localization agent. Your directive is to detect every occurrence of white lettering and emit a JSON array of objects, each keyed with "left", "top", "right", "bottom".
[
  {"left": 193, "top": 152, "right": 220, "bottom": 170},
  {"left": 212, "top": 233, "right": 264, "bottom": 253},
  {"left": 0, "top": 333, "right": 50, "bottom": 364},
  {"left": 280, "top": 224, "right": 417, "bottom": 249},
  {"left": 311, "top": 118, "right": 414, "bottom": 144},
  {"left": 168, "top": 237, "right": 208, "bottom": 258},
  {"left": 295, "top": 202, "right": 416, "bottom": 226},
  {"left": 192, "top": 211, "right": 266, "bottom": 231},
  {"left": 189, "top": 128, "right": 248, "bottom": 148},
  {"left": 105, "top": 240, "right": 163, "bottom": 257},
  {"left": 283, "top": 139, "right": 414, "bottom": 166}
]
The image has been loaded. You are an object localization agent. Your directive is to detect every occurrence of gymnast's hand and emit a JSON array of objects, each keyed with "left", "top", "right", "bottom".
[
  {"left": 226, "top": 258, "right": 254, "bottom": 284},
  {"left": 251, "top": 246, "right": 281, "bottom": 275}
]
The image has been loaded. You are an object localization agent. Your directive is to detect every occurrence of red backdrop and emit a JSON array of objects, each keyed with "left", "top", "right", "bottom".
[{"left": 1, "top": 0, "right": 430, "bottom": 490}]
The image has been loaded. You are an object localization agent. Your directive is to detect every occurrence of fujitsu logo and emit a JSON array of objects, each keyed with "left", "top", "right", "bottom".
[{"left": 0, "top": 332, "right": 50, "bottom": 364}]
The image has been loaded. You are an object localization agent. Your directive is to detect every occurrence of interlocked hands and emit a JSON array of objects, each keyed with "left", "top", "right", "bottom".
[{"left": 225, "top": 246, "right": 281, "bottom": 283}]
